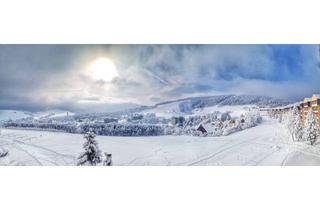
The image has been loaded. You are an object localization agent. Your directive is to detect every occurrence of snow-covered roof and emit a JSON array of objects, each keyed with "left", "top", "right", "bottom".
[{"left": 197, "top": 123, "right": 216, "bottom": 133}]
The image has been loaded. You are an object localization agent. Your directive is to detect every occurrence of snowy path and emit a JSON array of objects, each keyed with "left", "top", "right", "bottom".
[{"left": 1, "top": 118, "right": 320, "bottom": 165}]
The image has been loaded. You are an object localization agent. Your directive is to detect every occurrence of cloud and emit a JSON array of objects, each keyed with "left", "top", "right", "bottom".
[
  {"left": 107, "top": 45, "right": 320, "bottom": 103},
  {"left": 0, "top": 44, "right": 319, "bottom": 112}
]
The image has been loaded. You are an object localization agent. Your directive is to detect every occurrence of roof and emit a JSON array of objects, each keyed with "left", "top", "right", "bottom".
[{"left": 197, "top": 123, "right": 216, "bottom": 133}]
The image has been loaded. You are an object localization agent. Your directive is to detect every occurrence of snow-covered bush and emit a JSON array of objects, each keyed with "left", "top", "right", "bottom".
[
  {"left": 81, "top": 124, "right": 166, "bottom": 136},
  {"left": 274, "top": 106, "right": 304, "bottom": 142},
  {"left": 170, "top": 116, "right": 185, "bottom": 127},
  {"left": 222, "top": 120, "right": 241, "bottom": 136},
  {"left": 179, "top": 111, "right": 262, "bottom": 137},
  {"left": 3, "top": 122, "right": 80, "bottom": 133},
  {"left": 3, "top": 110, "right": 262, "bottom": 138},
  {"left": 283, "top": 109, "right": 295, "bottom": 141},
  {"left": 103, "top": 152, "right": 112, "bottom": 166},
  {"left": 183, "top": 113, "right": 219, "bottom": 128},
  {"left": 303, "top": 110, "right": 320, "bottom": 145},
  {"left": 0, "top": 148, "right": 8, "bottom": 158},
  {"left": 240, "top": 111, "right": 262, "bottom": 129},
  {"left": 77, "top": 130, "right": 102, "bottom": 166},
  {"left": 4, "top": 121, "right": 167, "bottom": 136},
  {"left": 220, "top": 112, "right": 231, "bottom": 122}
]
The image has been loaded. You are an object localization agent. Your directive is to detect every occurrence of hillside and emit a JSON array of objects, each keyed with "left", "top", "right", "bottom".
[
  {"left": 0, "top": 94, "right": 291, "bottom": 123},
  {"left": 142, "top": 94, "right": 291, "bottom": 117},
  {"left": 0, "top": 110, "right": 32, "bottom": 122}
]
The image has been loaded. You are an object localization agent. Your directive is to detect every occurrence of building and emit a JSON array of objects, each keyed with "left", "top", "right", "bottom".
[
  {"left": 196, "top": 123, "right": 218, "bottom": 134},
  {"left": 270, "top": 94, "right": 320, "bottom": 126},
  {"left": 196, "top": 124, "right": 207, "bottom": 133},
  {"left": 300, "top": 94, "right": 320, "bottom": 124}
]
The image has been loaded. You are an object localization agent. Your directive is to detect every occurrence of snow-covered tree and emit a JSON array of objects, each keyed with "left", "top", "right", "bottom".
[
  {"left": 303, "top": 110, "right": 319, "bottom": 145},
  {"left": 77, "top": 130, "right": 102, "bottom": 166},
  {"left": 220, "top": 112, "right": 231, "bottom": 122},
  {"left": 0, "top": 129, "right": 8, "bottom": 159},
  {"left": 103, "top": 152, "right": 113, "bottom": 166},
  {"left": 278, "top": 114, "right": 283, "bottom": 123},
  {"left": 284, "top": 109, "right": 295, "bottom": 141},
  {"left": 292, "top": 107, "right": 303, "bottom": 142}
]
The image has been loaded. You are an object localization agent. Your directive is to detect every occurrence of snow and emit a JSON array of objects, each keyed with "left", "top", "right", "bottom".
[
  {"left": 32, "top": 110, "right": 74, "bottom": 120},
  {"left": 193, "top": 105, "right": 257, "bottom": 118},
  {"left": 142, "top": 101, "right": 187, "bottom": 118},
  {"left": 143, "top": 103, "right": 256, "bottom": 119},
  {"left": 1, "top": 116, "right": 320, "bottom": 166},
  {"left": 0, "top": 110, "right": 32, "bottom": 122},
  {"left": 141, "top": 94, "right": 289, "bottom": 118},
  {"left": 0, "top": 109, "right": 74, "bottom": 123}
]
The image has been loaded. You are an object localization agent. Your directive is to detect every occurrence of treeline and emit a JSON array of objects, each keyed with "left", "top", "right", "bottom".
[{"left": 3, "top": 122, "right": 167, "bottom": 136}]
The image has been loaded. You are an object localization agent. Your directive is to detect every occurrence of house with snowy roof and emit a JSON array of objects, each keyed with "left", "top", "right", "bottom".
[{"left": 196, "top": 123, "right": 219, "bottom": 134}]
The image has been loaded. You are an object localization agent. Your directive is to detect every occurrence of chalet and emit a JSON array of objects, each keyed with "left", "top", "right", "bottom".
[
  {"left": 196, "top": 124, "right": 207, "bottom": 133},
  {"left": 196, "top": 123, "right": 217, "bottom": 134}
]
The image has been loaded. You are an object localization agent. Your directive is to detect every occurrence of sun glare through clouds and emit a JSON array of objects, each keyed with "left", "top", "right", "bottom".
[{"left": 88, "top": 57, "right": 118, "bottom": 82}]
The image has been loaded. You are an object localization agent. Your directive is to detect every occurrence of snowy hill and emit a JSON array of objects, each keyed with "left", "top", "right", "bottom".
[
  {"left": 0, "top": 110, "right": 32, "bottom": 122},
  {"left": 156, "top": 94, "right": 290, "bottom": 109},
  {"left": 0, "top": 95, "right": 291, "bottom": 125},
  {"left": 32, "top": 110, "right": 74, "bottom": 120},
  {"left": 0, "top": 109, "right": 74, "bottom": 123},
  {"left": 142, "top": 94, "right": 291, "bottom": 117}
]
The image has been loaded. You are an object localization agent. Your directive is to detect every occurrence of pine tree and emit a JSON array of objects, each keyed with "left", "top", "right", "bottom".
[
  {"left": 303, "top": 110, "right": 319, "bottom": 145},
  {"left": 292, "top": 107, "right": 303, "bottom": 141},
  {"left": 77, "top": 130, "right": 102, "bottom": 166}
]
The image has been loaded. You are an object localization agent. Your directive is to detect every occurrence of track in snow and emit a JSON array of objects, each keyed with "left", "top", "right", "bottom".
[{"left": 1, "top": 117, "right": 320, "bottom": 165}]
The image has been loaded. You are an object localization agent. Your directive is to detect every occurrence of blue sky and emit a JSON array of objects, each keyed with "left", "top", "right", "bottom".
[{"left": 0, "top": 45, "right": 319, "bottom": 112}]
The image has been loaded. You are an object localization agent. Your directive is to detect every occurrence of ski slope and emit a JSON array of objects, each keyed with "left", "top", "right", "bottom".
[{"left": 1, "top": 117, "right": 320, "bottom": 166}]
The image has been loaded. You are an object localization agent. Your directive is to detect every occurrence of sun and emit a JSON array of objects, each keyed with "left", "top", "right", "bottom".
[{"left": 88, "top": 57, "right": 118, "bottom": 82}]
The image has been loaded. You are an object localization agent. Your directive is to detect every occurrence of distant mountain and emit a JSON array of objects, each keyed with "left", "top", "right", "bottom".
[
  {"left": 0, "top": 95, "right": 292, "bottom": 123},
  {"left": 0, "top": 110, "right": 32, "bottom": 122},
  {"left": 149, "top": 94, "right": 292, "bottom": 114}
]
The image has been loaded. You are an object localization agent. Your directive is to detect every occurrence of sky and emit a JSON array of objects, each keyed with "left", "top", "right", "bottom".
[{"left": 0, "top": 44, "right": 319, "bottom": 112}]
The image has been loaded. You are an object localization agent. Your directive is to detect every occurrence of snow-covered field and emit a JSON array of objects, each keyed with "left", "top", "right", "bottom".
[{"left": 1, "top": 116, "right": 320, "bottom": 166}]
